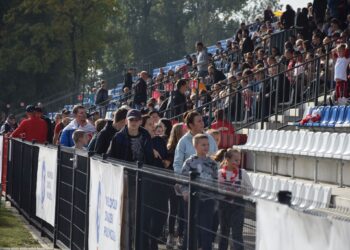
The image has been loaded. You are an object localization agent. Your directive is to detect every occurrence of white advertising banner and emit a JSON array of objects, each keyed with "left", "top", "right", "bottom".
[
  {"left": 256, "top": 199, "right": 350, "bottom": 250},
  {"left": 35, "top": 146, "right": 58, "bottom": 226},
  {"left": 89, "top": 158, "right": 124, "bottom": 250},
  {"left": 0, "top": 136, "right": 3, "bottom": 184}
]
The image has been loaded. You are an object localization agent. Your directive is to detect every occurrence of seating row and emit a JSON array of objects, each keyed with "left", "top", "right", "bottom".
[
  {"left": 248, "top": 172, "right": 332, "bottom": 209},
  {"left": 296, "top": 105, "right": 350, "bottom": 128},
  {"left": 239, "top": 129, "right": 350, "bottom": 161}
]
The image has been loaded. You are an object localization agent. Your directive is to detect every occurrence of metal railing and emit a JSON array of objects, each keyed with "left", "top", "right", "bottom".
[
  {"left": 156, "top": 47, "right": 333, "bottom": 132},
  {"left": 5, "top": 138, "right": 256, "bottom": 250}
]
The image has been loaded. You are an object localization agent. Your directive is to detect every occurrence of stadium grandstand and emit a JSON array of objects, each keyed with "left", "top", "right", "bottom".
[{"left": 1, "top": 1, "right": 350, "bottom": 250}]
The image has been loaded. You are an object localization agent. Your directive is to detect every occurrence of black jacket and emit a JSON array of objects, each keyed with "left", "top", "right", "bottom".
[
  {"left": 108, "top": 126, "right": 154, "bottom": 165},
  {"left": 42, "top": 115, "right": 53, "bottom": 144},
  {"left": 166, "top": 90, "right": 187, "bottom": 118},
  {"left": 94, "top": 120, "right": 118, "bottom": 154},
  {"left": 242, "top": 36, "right": 254, "bottom": 55},
  {"left": 281, "top": 9, "right": 296, "bottom": 29},
  {"left": 151, "top": 136, "right": 168, "bottom": 169},
  {"left": 133, "top": 78, "right": 147, "bottom": 105},
  {"left": 95, "top": 88, "right": 109, "bottom": 105},
  {"left": 212, "top": 69, "right": 226, "bottom": 84},
  {"left": 123, "top": 72, "right": 133, "bottom": 90}
]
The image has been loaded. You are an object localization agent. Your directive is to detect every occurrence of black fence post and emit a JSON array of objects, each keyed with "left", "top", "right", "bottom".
[
  {"left": 134, "top": 161, "right": 144, "bottom": 250},
  {"left": 187, "top": 171, "right": 199, "bottom": 250},
  {"left": 69, "top": 152, "right": 77, "bottom": 249},
  {"left": 84, "top": 152, "right": 93, "bottom": 250},
  {"left": 18, "top": 139, "right": 24, "bottom": 211},
  {"left": 53, "top": 145, "right": 61, "bottom": 248},
  {"left": 260, "top": 80, "right": 266, "bottom": 129},
  {"left": 28, "top": 140, "right": 36, "bottom": 221},
  {"left": 324, "top": 45, "right": 330, "bottom": 104},
  {"left": 314, "top": 58, "right": 321, "bottom": 106}
]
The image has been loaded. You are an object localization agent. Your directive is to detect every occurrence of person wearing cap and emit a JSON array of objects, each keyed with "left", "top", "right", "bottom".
[
  {"left": 133, "top": 71, "right": 148, "bottom": 110},
  {"left": 60, "top": 105, "right": 96, "bottom": 147},
  {"left": 108, "top": 109, "right": 153, "bottom": 165},
  {"left": 0, "top": 114, "right": 17, "bottom": 134},
  {"left": 93, "top": 108, "right": 128, "bottom": 154},
  {"left": 11, "top": 105, "right": 48, "bottom": 143},
  {"left": 34, "top": 106, "right": 53, "bottom": 144}
]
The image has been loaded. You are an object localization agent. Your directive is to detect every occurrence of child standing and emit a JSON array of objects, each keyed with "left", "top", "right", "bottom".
[
  {"left": 216, "top": 148, "right": 252, "bottom": 250},
  {"left": 72, "top": 129, "right": 89, "bottom": 150},
  {"left": 333, "top": 43, "right": 350, "bottom": 102},
  {"left": 181, "top": 134, "right": 218, "bottom": 250}
]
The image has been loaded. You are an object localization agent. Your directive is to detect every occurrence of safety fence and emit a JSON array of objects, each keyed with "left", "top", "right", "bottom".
[
  {"left": 3, "top": 138, "right": 350, "bottom": 249},
  {"left": 2, "top": 138, "right": 257, "bottom": 250}
]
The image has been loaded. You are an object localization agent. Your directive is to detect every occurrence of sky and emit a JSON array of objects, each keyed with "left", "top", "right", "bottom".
[{"left": 279, "top": 0, "right": 311, "bottom": 11}]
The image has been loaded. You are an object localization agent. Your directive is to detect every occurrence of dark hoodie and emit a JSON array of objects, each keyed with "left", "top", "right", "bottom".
[
  {"left": 94, "top": 120, "right": 118, "bottom": 154},
  {"left": 108, "top": 125, "right": 154, "bottom": 165}
]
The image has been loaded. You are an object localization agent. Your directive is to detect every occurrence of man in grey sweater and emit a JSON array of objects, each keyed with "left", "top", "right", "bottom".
[{"left": 195, "top": 41, "right": 209, "bottom": 78}]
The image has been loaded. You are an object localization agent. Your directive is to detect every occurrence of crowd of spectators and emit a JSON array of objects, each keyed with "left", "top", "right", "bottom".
[
  {"left": 1, "top": 1, "right": 350, "bottom": 249},
  {"left": 110, "top": 1, "right": 350, "bottom": 127}
]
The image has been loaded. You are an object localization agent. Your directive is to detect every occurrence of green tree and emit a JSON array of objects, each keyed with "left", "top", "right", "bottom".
[{"left": 0, "top": 0, "right": 132, "bottom": 112}]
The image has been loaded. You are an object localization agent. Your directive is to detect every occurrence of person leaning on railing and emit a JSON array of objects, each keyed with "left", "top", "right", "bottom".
[{"left": 11, "top": 105, "right": 48, "bottom": 144}]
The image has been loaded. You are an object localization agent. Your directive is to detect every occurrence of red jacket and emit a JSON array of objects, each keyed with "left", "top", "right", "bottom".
[
  {"left": 11, "top": 116, "right": 48, "bottom": 143},
  {"left": 211, "top": 120, "right": 235, "bottom": 134}
]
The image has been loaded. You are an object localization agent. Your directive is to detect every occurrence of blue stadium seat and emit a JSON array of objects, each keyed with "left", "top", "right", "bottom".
[
  {"left": 334, "top": 106, "right": 346, "bottom": 127},
  {"left": 318, "top": 106, "right": 331, "bottom": 127},
  {"left": 320, "top": 106, "right": 338, "bottom": 127},
  {"left": 166, "top": 59, "right": 186, "bottom": 67},
  {"left": 325, "top": 106, "right": 340, "bottom": 127},
  {"left": 342, "top": 106, "right": 350, "bottom": 127}
]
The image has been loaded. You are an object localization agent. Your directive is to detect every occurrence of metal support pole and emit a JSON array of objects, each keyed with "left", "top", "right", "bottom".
[
  {"left": 253, "top": 153, "right": 257, "bottom": 173},
  {"left": 187, "top": 171, "right": 199, "bottom": 250},
  {"left": 292, "top": 156, "right": 295, "bottom": 179},
  {"left": 134, "top": 161, "right": 144, "bottom": 250},
  {"left": 314, "top": 58, "right": 321, "bottom": 106},
  {"left": 323, "top": 45, "right": 330, "bottom": 104},
  {"left": 260, "top": 81, "right": 265, "bottom": 129},
  {"left": 69, "top": 153, "right": 77, "bottom": 249},
  {"left": 314, "top": 159, "right": 319, "bottom": 183},
  {"left": 53, "top": 146, "right": 61, "bottom": 248},
  {"left": 339, "top": 161, "right": 344, "bottom": 188}
]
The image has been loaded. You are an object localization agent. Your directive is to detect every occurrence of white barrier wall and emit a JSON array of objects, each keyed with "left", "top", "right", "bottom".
[
  {"left": 36, "top": 145, "right": 58, "bottom": 226},
  {"left": 88, "top": 158, "right": 124, "bottom": 250},
  {"left": 256, "top": 199, "right": 350, "bottom": 250},
  {"left": 246, "top": 152, "right": 350, "bottom": 185}
]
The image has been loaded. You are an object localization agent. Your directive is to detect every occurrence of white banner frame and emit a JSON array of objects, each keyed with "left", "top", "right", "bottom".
[
  {"left": 88, "top": 158, "right": 124, "bottom": 250},
  {"left": 35, "top": 145, "right": 58, "bottom": 226}
]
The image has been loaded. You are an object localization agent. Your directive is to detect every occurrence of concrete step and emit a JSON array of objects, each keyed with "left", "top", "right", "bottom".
[{"left": 268, "top": 115, "right": 300, "bottom": 123}]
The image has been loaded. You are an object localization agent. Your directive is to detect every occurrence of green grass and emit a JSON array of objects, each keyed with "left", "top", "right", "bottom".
[{"left": 0, "top": 202, "right": 40, "bottom": 248}]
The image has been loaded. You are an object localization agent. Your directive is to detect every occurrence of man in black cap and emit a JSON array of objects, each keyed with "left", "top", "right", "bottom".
[
  {"left": 108, "top": 109, "right": 153, "bottom": 164},
  {"left": 0, "top": 114, "right": 17, "bottom": 134},
  {"left": 11, "top": 105, "right": 48, "bottom": 143}
]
